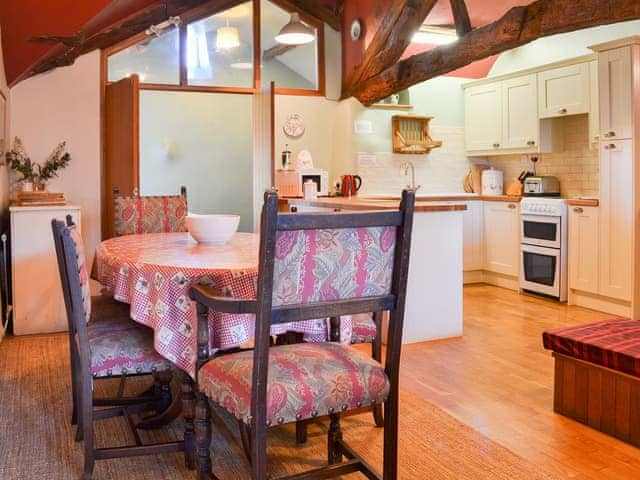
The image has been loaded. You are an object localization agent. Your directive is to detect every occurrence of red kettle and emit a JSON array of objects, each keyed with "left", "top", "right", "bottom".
[{"left": 341, "top": 175, "right": 362, "bottom": 197}]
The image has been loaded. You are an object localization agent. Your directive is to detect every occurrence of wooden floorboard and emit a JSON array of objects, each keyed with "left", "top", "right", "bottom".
[{"left": 399, "top": 284, "right": 640, "bottom": 480}]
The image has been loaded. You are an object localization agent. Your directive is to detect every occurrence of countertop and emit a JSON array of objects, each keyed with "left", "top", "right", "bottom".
[
  {"left": 287, "top": 196, "right": 467, "bottom": 212},
  {"left": 566, "top": 198, "right": 599, "bottom": 207}
]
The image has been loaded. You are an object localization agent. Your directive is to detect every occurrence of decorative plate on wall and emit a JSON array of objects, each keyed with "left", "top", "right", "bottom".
[{"left": 283, "top": 113, "right": 305, "bottom": 137}]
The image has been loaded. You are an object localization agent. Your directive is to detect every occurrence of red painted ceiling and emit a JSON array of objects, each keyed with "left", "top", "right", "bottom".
[{"left": 0, "top": 0, "right": 529, "bottom": 87}]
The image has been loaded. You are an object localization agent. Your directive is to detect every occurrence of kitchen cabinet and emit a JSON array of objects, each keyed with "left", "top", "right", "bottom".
[
  {"left": 597, "top": 46, "right": 633, "bottom": 140},
  {"left": 588, "top": 60, "right": 599, "bottom": 149},
  {"left": 501, "top": 74, "right": 540, "bottom": 150},
  {"left": 464, "top": 82, "right": 502, "bottom": 152},
  {"left": 10, "top": 205, "right": 82, "bottom": 335},
  {"left": 462, "top": 201, "right": 483, "bottom": 271},
  {"left": 598, "top": 139, "right": 633, "bottom": 301},
  {"left": 538, "top": 62, "right": 590, "bottom": 118},
  {"left": 483, "top": 201, "right": 520, "bottom": 277},
  {"left": 568, "top": 205, "right": 599, "bottom": 295}
]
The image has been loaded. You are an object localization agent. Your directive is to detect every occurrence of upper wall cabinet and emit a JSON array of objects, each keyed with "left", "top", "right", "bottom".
[
  {"left": 538, "top": 63, "right": 590, "bottom": 118},
  {"left": 502, "top": 74, "right": 539, "bottom": 149},
  {"left": 598, "top": 46, "right": 633, "bottom": 140},
  {"left": 464, "top": 83, "right": 502, "bottom": 152}
]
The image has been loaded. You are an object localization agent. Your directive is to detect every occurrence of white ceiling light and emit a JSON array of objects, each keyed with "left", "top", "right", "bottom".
[
  {"left": 412, "top": 26, "right": 458, "bottom": 45},
  {"left": 275, "top": 12, "right": 314, "bottom": 45},
  {"left": 216, "top": 21, "right": 240, "bottom": 50}
]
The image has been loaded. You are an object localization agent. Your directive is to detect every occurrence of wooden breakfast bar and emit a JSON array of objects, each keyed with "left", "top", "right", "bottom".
[{"left": 288, "top": 196, "right": 468, "bottom": 343}]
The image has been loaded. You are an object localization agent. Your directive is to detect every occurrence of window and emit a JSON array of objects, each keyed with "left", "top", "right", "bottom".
[
  {"left": 104, "top": 0, "right": 324, "bottom": 95},
  {"left": 261, "top": 0, "right": 320, "bottom": 91},
  {"left": 187, "top": 2, "right": 254, "bottom": 88},
  {"left": 107, "top": 28, "right": 179, "bottom": 85}
]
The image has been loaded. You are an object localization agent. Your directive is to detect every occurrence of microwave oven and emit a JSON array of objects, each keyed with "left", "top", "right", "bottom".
[{"left": 275, "top": 169, "right": 329, "bottom": 197}]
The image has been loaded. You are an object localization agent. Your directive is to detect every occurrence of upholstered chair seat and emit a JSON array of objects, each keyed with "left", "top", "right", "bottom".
[
  {"left": 198, "top": 342, "right": 390, "bottom": 426},
  {"left": 350, "top": 314, "right": 377, "bottom": 344}
]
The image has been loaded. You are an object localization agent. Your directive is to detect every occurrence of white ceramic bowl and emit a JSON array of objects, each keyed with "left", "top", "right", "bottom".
[{"left": 186, "top": 214, "right": 240, "bottom": 244}]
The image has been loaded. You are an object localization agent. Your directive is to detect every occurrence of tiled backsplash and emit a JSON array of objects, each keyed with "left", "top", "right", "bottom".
[
  {"left": 357, "top": 126, "right": 477, "bottom": 194},
  {"left": 488, "top": 115, "right": 599, "bottom": 198}
]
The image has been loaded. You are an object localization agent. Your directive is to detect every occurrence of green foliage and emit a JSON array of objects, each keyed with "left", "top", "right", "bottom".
[{"left": 5, "top": 136, "right": 71, "bottom": 183}]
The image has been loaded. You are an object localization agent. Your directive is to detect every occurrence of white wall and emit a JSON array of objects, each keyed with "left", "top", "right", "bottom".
[
  {"left": 139, "top": 91, "right": 254, "bottom": 232},
  {"left": 10, "top": 51, "right": 101, "bottom": 261},
  {"left": 490, "top": 20, "right": 640, "bottom": 76}
]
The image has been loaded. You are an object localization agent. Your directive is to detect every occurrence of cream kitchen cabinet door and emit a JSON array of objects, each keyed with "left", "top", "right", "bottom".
[
  {"left": 462, "top": 201, "right": 484, "bottom": 271},
  {"left": 568, "top": 205, "right": 599, "bottom": 294},
  {"left": 538, "top": 62, "right": 590, "bottom": 118},
  {"left": 483, "top": 201, "right": 520, "bottom": 276},
  {"left": 465, "top": 82, "right": 502, "bottom": 152},
  {"left": 599, "top": 139, "right": 633, "bottom": 301},
  {"left": 598, "top": 46, "right": 633, "bottom": 141},
  {"left": 502, "top": 74, "right": 539, "bottom": 150}
]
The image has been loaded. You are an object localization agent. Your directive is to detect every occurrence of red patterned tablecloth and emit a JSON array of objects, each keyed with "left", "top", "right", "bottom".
[{"left": 92, "top": 232, "right": 351, "bottom": 377}]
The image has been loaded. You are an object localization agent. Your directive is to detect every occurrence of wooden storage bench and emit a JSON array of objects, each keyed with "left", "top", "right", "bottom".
[{"left": 543, "top": 319, "right": 640, "bottom": 447}]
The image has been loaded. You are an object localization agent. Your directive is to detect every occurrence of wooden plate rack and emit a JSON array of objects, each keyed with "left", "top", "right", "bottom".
[{"left": 392, "top": 115, "right": 443, "bottom": 154}]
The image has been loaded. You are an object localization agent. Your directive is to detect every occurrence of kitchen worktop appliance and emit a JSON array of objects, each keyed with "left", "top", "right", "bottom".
[
  {"left": 519, "top": 197, "right": 567, "bottom": 301},
  {"left": 275, "top": 168, "right": 329, "bottom": 198},
  {"left": 523, "top": 175, "right": 560, "bottom": 197}
]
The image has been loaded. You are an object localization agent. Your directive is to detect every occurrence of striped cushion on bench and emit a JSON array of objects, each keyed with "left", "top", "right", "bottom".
[{"left": 542, "top": 318, "right": 640, "bottom": 377}]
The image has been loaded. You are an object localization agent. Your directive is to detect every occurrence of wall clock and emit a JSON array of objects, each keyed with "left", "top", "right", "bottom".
[{"left": 283, "top": 113, "right": 305, "bottom": 137}]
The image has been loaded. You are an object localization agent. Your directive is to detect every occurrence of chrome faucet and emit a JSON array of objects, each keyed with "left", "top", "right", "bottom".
[{"left": 402, "top": 160, "right": 421, "bottom": 192}]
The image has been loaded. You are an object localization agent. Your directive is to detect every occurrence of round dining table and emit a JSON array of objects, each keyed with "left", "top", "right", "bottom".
[{"left": 92, "top": 232, "right": 351, "bottom": 377}]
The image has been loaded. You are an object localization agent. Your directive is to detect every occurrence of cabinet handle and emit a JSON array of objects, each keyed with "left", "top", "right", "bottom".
[
  {"left": 526, "top": 140, "right": 536, "bottom": 146},
  {"left": 573, "top": 207, "right": 583, "bottom": 213},
  {"left": 558, "top": 108, "right": 567, "bottom": 114},
  {"left": 492, "top": 143, "right": 500, "bottom": 148},
  {"left": 603, "top": 131, "right": 616, "bottom": 138},
  {"left": 604, "top": 143, "right": 616, "bottom": 150},
  {"left": 508, "top": 203, "right": 516, "bottom": 209}
]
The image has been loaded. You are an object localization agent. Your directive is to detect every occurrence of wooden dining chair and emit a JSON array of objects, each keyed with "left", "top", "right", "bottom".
[
  {"left": 113, "top": 185, "right": 188, "bottom": 236},
  {"left": 187, "top": 188, "right": 415, "bottom": 480},
  {"left": 52, "top": 219, "right": 189, "bottom": 480}
]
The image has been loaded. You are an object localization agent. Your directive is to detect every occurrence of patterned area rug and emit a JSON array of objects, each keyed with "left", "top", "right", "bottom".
[{"left": 0, "top": 333, "right": 560, "bottom": 479}]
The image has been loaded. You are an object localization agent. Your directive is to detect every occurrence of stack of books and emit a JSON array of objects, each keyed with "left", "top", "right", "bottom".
[{"left": 16, "top": 191, "right": 66, "bottom": 206}]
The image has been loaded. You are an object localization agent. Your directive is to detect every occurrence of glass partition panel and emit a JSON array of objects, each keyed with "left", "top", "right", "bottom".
[
  {"left": 186, "top": 2, "right": 254, "bottom": 88},
  {"left": 108, "top": 28, "right": 180, "bottom": 84},
  {"left": 261, "top": 1, "right": 318, "bottom": 91}
]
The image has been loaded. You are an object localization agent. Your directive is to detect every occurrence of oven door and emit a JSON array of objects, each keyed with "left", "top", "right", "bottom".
[
  {"left": 521, "top": 214, "right": 561, "bottom": 248},
  {"left": 520, "top": 244, "right": 560, "bottom": 297}
]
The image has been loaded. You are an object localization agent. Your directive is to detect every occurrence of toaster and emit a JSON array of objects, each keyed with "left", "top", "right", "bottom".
[{"left": 523, "top": 176, "right": 560, "bottom": 196}]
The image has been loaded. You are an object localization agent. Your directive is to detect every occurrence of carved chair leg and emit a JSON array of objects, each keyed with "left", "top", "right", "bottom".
[
  {"left": 327, "top": 413, "right": 343, "bottom": 465},
  {"left": 251, "top": 421, "right": 269, "bottom": 480},
  {"left": 195, "top": 391, "right": 213, "bottom": 480},
  {"left": 70, "top": 343, "right": 80, "bottom": 426},
  {"left": 295, "top": 419, "right": 308, "bottom": 444},
  {"left": 182, "top": 372, "right": 197, "bottom": 470},
  {"left": 74, "top": 366, "right": 85, "bottom": 442},
  {"left": 382, "top": 395, "right": 398, "bottom": 480},
  {"left": 239, "top": 420, "right": 252, "bottom": 462},
  {"left": 153, "top": 369, "right": 173, "bottom": 415},
  {"left": 372, "top": 311, "right": 385, "bottom": 427},
  {"left": 81, "top": 376, "right": 95, "bottom": 480}
]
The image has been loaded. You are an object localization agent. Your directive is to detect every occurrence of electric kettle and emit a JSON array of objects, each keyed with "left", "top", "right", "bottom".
[{"left": 341, "top": 175, "right": 362, "bottom": 197}]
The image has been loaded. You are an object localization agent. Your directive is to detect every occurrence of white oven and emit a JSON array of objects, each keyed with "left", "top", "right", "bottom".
[
  {"left": 520, "top": 244, "right": 562, "bottom": 298},
  {"left": 519, "top": 197, "right": 567, "bottom": 301}
]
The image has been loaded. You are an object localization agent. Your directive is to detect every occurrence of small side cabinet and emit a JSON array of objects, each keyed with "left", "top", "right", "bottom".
[{"left": 10, "top": 204, "right": 81, "bottom": 335}]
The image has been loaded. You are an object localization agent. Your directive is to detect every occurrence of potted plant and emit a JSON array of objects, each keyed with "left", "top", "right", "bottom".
[{"left": 6, "top": 137, "right": 71, "bottom": 192}]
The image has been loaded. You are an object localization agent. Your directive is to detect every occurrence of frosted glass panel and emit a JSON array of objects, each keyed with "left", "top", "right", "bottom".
[
  {"left": 139, "top": 91, "right": 254, "bottom": 232},
  {"left": 108, "top": 29, "right": 179, "bottom": 84},
  {"left": 186, "top": 2, "right": 254, "bottom": 88},
  {"left": 261, "top": 0, "right": 318, "bottom": 90}
]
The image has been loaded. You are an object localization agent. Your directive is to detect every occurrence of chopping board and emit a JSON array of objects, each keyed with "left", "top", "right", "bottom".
[{"left": 469, "top": 164, "right": 489, "bottom": 194}]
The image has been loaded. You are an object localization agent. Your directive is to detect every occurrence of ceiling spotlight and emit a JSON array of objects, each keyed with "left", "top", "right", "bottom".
[
  {"left": 145, "top": 16, "right": 181, "bottom": 37},
  {"left": 275, "top": 12, "right": 314, "bottom": 45}
]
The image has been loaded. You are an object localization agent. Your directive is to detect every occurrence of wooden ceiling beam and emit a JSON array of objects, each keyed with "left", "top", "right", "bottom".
[
  {"left": 284, "top": 0, "right": 342, "bottom": 31},
  {"left": 449, "top": 0, "right": 471, "bottom": 36},
  {"left": 352, "top": 0, "right": 640, "bottom": 106},
  {"left": 342, "top": 0, "right": 438, "bottom": 98}
]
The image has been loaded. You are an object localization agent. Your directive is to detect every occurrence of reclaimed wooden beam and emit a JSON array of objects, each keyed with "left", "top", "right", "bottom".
[
  {"left": 262, "top": 43, "right": 296, "bottom": 61},
  {"left": 449, "top": 0, "right": 471, "bottom": 36},
  {"left": 352, "top": 0, "right": 640, "bottom": 105},
  {"left": 286, "top": 0, "right": 342, "bottom": 31},
  {"left": 342, "top": 0, "right": 438, "bottom": 98}
]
